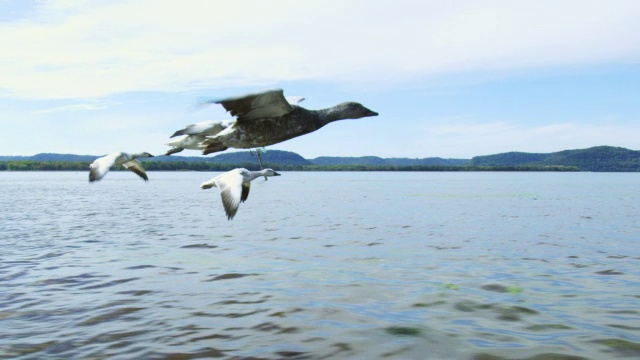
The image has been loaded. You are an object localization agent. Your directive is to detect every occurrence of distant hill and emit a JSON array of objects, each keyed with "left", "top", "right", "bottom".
[
  {"left": 310, "top": 156, "right": 468, "bottom": 167},
  {"left": 469, "top": 146, "right": 640, "bottom": 171},
  {"left": 141, "top": 150, "right": 312, "bottom": 165},
  {"left": 0, "top": 150, "right": 468, "bottom": 167},
  {"left": 467, "top": 152, "right": 548, "bottom": 166},
  {"left": 207, "top": 150, "right": 311, "bottom": 166},
  {"left": 2, "top": 146, "right": 639, "bottom": 171},
  {"left": 0, "top": 150, "right": 311, "bottom": 165},
  {"left": 0, "top": 153, "right": 97, "bottom": 162}
]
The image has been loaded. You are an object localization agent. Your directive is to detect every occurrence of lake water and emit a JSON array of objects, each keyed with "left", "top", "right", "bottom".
[{"left": 1, "top": 171, "right": 639, "bottom": 359}]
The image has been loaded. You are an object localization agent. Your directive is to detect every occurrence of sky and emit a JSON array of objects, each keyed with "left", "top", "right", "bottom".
[{"left": 1, "top": 0, "right": 639, "bottom": 159}]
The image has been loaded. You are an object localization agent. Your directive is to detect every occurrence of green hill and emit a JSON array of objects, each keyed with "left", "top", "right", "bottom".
[
  {"left": 209, "top": 150, "right": 311, "bottom": 165},
  {"left": 467, "top": 152, "right": 548, "bottom": 166},
  {"left": 469, "top": 146, "right": 640, "bottom": 171},
  {"left": 0, "top": 150, "right": 467, "bottom": 167},
  {"left": 310, "top": 156, "right": 468, "bottom": 166},
  {"left": 145, "top": 150, "right": 311, "bottom": 165},
  {"left": 0, "top": 153, "right": 97, "bottom": 162},
  {"left": 2, "top": 146, "right": 639, "bottom": 171}
]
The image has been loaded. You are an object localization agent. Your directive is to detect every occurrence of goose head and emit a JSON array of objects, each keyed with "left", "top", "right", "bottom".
[
  {"left": 328, "top": 102, "right": 378, "bottom": 121},
  {"left": 262, "top": 168, "right": 281, "bottom": 177}
]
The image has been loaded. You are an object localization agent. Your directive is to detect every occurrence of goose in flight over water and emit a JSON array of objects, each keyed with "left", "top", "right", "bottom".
[
  {"left": 165, "top": 120, "right": 233, "bottom": 155},
  {"left": 198, "top": 89, "right": 378, "bottom": 155},
  {"left": 201, "top": 168, "right": 281, "bottom": 220},
  {"left": 164, "top": 134, "right": 208, "bottom": 156},
  {"left": 170, "top": 119, "right": 233, "bottom": 138},
  {"left": 166, "top": 96, "right": 306, "bottom": 156},
  {"left": 89, "top": 152, "right": 154, "bottom": 182}
]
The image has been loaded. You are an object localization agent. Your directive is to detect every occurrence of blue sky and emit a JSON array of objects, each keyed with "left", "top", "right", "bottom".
[{"left": 1, "top": 0, "right": 639, "bottom": 159}]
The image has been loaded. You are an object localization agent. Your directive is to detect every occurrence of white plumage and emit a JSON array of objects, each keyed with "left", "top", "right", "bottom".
[
  {"left": 165, "top": 120, "right": 233, "bottom": 155},
  {"left": 201, "top": 168, "right": 281, "bottom": 220},
  {"left": 89, "top": 151, "right": 154, "bottom": 182}
]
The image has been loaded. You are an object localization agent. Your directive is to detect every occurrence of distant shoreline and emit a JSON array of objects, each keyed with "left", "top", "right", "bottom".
[
  {"left": 1, "top": 145, "right": 639, "bottom": 171},
  {"left": 0, "top": 160, "right": 581, "bottom": 172}
]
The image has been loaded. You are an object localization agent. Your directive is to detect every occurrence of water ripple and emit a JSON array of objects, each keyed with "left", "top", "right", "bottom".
[{"left": 1, "top": 172, "right": 639, "bottom": 359}]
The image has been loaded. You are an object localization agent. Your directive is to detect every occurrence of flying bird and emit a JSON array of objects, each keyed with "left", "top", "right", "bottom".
[
  {"left": 164, "top": 134, "right": 208, "bottom": 156},
  {"left": 166, "top": 96, "right": 305, "bottom": 156},
  {"left": 201, "top": 168, "right": 281, "bottom": 220},
  {"left": 165, "top": 120, "right": 233, "bottom": 155},
  {"left": 89, "top": 152, "right": 154, "bottom": 182},
  {"left": 199, "top": 89, "right": 378, "bottom": 155},
  {"left": 170, "top": 119, "right": 233, "bottom": 138}
]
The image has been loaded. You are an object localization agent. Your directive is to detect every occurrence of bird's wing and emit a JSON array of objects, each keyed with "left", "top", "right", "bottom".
[
  {"left": 122, "top": 159, "right": 149, "bottom": 181},
  {"left": 165, "top": 135, "right": 187, "bottom": 147},
  {"left": 166, "top": 135, "right": 207, "bottom": 149},
  {"left": 88, "top": 152, "right": 121, "bottom": 182},
  {"left": 183, "top": 135, "right": 208, "bottom": 150},
  {"left": 209, "top": 89, "right": 294, "bottom": 123},
  {"left": 171, "top": 120, "right": 230, "bottom": 138},
  {"left": 214, "top": 171, "right": 245, "bottom": 219}
]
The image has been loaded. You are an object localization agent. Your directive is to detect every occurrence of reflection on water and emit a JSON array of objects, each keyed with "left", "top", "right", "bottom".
[{"left": 0, "top": 171, "right": 639, "bottom": 359}]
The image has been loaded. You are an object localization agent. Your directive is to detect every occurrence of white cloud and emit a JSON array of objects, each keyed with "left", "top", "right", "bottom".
[
  {"left": 31, "top": 102, "right": 110, "bottom": 113},
  {"left": 1, "top": 0, "right": 639, "bottom": 99}
]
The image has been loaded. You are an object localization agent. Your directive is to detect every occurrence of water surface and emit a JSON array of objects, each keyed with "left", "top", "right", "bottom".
[{"left": 1, "top": 171, "right": 639, "bottom": 359}]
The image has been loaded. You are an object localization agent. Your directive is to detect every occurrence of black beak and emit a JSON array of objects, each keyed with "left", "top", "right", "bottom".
[
  {"left": 364, "top": 108, "right": 378, "bottom": 117},
  {"left": 273, "top": 171, "right": 281, "bottom": 176}
]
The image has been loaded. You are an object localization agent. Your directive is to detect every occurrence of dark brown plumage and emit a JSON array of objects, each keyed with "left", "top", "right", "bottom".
[{"left": 200, "top": 89, "right": 378, "bottom": 155}]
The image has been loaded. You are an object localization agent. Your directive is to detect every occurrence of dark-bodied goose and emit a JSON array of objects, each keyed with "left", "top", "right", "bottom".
[
  {"left": 201, "top": 168, "right": 281, "bottom": 220},
  {"left": 199, "top": 89, "right": 378, "bottom": 155},
  {"left": 89, "top": 151, "right": 154, "bottom": 182}
]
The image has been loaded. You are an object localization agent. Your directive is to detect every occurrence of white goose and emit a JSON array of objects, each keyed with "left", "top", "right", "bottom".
[
  {"left": 170, "top": 119, "right": 233, "bottom": 138},
  {"left": 165, "top": 120, "right": 233, "bottom": 155},
  {"left": 201, "top": 168, "right": 281, "bottom": 220},
  {"left": 89, "top": 152, "right": 154, "bottom": 182},
  {"left": 164, "top": 134, "right": 208, "bottom": 156}
]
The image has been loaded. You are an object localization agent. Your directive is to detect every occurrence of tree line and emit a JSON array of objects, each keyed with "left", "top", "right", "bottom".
[{"left": 0, "top": 160, "right": 580, "bottom": 172}]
